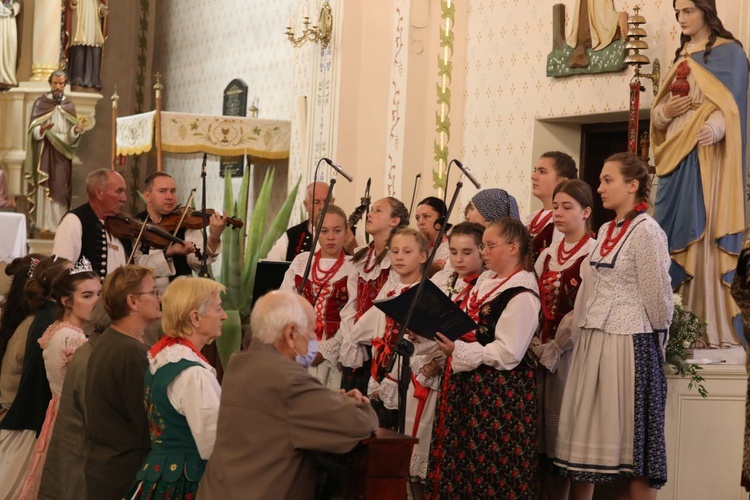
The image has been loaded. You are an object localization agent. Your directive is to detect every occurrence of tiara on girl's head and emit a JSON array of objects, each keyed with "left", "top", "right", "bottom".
[
  {"left": 27, "top": 257, "right": 40, "bottom": 278},
  {"left": 70, "top": 256, "right": 94, "bottom": 275}
]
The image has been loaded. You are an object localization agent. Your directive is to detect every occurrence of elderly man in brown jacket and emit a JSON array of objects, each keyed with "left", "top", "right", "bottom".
[{"left": 199, "top": 291, "right": 378, "bottom": 499}]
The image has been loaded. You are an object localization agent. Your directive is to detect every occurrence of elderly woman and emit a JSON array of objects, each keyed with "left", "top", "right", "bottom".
[
  {"left": 465, "top": 188, "right": 520, "bottom": 227},
  {"left": 128, "top": 276, "right": 226, "bottom": 499},
  {"left": 85, "top": 265, "right": 162, "bottom": 500}
]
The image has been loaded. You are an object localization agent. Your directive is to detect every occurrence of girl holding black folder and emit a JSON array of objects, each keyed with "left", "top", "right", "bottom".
[
  {"left": 341, "top": 228, "right": 427, "bottom": 430},
  {"left": 406, "top": 221, "right": 486, "bottom": 485},
  {"left": 337, "top": 197, "right": 409, "bottom": 394},
  {"left": 427, "top": 218, "right": 540, "bottom": 499}
]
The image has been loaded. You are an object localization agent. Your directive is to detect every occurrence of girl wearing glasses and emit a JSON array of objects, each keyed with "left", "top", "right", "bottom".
[
  {"left": 532, "top": 179, "right": 596, "bottom": 500},
  {"left": 342, "top": 228, "right": 427, "bottom": 430},
  {"left": 553, "top": 153, "right": 673, "bottom": 498},
  {"left": 20, "top": 260, "right": 100, "bottom": 499},
  {"left": 338, "top": 197, "right": 408, "bottom": 395},
  {"left": 281, "top": 205, "right": 353, "bottom": 389},
  {"left": 427, "top": 218, "right": 540, "bottom": 498}
]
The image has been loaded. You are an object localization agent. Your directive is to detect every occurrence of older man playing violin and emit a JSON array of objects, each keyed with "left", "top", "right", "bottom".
[
  {"left": 53, "top": 168, "right": 130, "bottom": 281},
  {"left": 134, "top": 171, "right": 227, "bottom": 296}
]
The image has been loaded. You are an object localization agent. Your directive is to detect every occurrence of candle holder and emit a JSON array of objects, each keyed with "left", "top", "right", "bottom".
[{"left": 286, "top": 1, "right": 333, "bottom": 49}]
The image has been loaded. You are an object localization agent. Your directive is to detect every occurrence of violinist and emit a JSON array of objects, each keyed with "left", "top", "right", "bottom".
[
  {"left": 266, "top": 182, "right": 330, "bottom": 262},
  {"left": 52, "top": 169, "right": 130, "bottom": 281},
  {"left": 135, "top": 172, "right": 226, "bottom": 295}
]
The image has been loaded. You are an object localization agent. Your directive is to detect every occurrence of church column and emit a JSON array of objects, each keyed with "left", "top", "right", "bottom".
[{"left": 30, "top": 0, "right": 62, "bottom": 81}]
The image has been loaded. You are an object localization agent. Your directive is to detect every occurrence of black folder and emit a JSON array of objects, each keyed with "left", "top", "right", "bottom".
[{"left": 373, "top": 280, "right": 477, "bottom": 341}]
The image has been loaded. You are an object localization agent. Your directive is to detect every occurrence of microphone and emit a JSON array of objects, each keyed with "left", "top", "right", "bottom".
[
  {"left": 323, "top": 158, "right": 354, "bottom": 182},
  {"left": 453, "top": 159, "right": 482, "bottom": 189}
]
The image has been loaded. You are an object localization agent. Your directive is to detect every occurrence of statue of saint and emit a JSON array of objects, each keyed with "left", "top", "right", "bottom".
[
  {"left": 66, "top": 0, "right": 108, "bottom": 91},
  {"left": 566, "top": 0, "right": 628, "bottom": 68},
  {"left": 651, "top": 0, "right": 749, "bottom": 346},
  {"left": 0, "top": 0, "right": 20, "bottom": 89},
  {"left": 24, "top": 71, "right": 84, "bottom": 234}
]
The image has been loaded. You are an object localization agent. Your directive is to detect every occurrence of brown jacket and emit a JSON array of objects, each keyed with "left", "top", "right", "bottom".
[{"left": 198, "top": 342, "right": 378, "bottom": 500}]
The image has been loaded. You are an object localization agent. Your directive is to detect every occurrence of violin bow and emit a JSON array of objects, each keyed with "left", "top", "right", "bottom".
[
  {"left": 166, "top": 188, "right": 197, "bottom": 251},
  {"left": 126, "top": 216, "right": 150, "bottom": 266}
]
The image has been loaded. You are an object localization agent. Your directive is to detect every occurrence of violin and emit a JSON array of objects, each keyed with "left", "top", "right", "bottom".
[
  {"left": 105, "top": 214, "right": 201, "bottom": 254},
  {"left": 158, "top": 208, "right": 243, "bottom": 233}
]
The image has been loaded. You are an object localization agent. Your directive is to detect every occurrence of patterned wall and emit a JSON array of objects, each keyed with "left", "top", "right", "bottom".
[
  {"left": 154, "top": 0, "right": 296, "bottom": 212},
  {"left": 460, "top": 0, "right": 744, "bottom": 216}
]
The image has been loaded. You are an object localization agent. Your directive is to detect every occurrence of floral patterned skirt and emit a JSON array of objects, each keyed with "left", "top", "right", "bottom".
[
  {"left": 127, "top": 477, "right": 199, "bottom": 500},
  {"left": 425, "top": 363, "right": 538, "bottom": 499}
]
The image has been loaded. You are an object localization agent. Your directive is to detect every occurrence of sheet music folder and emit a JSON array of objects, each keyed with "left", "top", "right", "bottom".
[{"left": 373, "top": 280, "right": 477, "bottom": 341}]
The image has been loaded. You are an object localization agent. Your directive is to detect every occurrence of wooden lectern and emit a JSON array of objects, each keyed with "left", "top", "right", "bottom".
[{"left": 343, "top": 427, "right": 418, "bottom": 499}]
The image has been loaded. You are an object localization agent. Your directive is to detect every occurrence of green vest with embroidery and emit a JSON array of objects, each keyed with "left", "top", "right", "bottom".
[{"left": 136, "top": 359, "right": 207, "bottom": 483}]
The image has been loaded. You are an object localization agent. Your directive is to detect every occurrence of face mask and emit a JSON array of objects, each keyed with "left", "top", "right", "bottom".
[{"left": 295, "top": 339, "right": 319, "bottom": 368}]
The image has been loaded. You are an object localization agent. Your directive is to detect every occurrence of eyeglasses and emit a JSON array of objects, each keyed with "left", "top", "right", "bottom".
[
  {"left": 135, "top": 289, "right": 160, "bottom": 298},
  {"left": 478, "top": 242, "right": 502, "bottom": 253}
]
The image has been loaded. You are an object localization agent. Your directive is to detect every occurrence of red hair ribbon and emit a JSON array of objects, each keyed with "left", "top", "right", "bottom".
[{"left": 634, "top": 200, "right": 648, "bottom": 213}]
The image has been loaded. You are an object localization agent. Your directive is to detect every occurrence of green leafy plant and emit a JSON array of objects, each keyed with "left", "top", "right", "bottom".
[
  {"left": 215, "top": 166, "right": 300, "bottom": 367},
  {"left": 666, "top": 293, "right": 708, "bottom": 398}
]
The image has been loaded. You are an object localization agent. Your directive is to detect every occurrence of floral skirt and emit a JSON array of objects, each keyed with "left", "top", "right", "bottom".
[
  {"left": 426, "top": 363, "right": 538, "bottom": 499},
  {"left": 127, "top": 478, "right": 198, "bottom": 500}
]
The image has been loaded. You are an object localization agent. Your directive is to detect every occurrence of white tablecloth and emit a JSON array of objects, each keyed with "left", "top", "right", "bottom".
[{"left": 0, "top": 213, "right": 27, "bottom": 262}]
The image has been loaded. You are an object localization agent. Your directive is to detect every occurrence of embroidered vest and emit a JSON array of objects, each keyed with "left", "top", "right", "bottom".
[
  {"left": 69, "top": 203, "right": 132, "bottom": 281},
  {"left": 538, "top": 253, "right": 587, "bottom": 343},
  {"left": 531, "top": 222, "right": 555, "bottom": 264},
  {"left": 137, "top": 359, "right": 207, "bottom": 483},
  {"left": 285, "top": 221, "right": 312, "bottom": 262}
]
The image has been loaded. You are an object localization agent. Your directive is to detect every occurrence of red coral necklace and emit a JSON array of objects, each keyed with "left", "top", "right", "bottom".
[
  {"left": 557, "top": 234, "right": 591, "bottom": 265},
  {"left": 599, "top": 220, "right": 631, "bottom": 257},
  {"left": 466, "top": 267, "right": 522, "bottom": 321},
  {"left": 528, "top": 210, "right": 553, "bottom": 236}
]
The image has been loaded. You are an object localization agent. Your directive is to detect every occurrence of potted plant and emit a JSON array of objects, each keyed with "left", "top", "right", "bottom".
[{"left": 216, "top": 165, "right": 300, "bottom": 368}]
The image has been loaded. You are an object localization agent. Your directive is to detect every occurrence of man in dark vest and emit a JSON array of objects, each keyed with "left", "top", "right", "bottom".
[
  {"left": 266, "top": 181, "right": 331, "bottom": 261},
  {"left": 52, "top": 169, "right": 128, "bottom": 281},
  {"left": 134, "top": 171, "right": 226, "bottom": 295}
]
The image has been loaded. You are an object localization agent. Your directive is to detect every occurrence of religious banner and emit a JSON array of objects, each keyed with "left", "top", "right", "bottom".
[
  {"left": 116, "top": 110, "right": 156, "bottom": 155},
  {"left": 116, "top": 111, "right": 291, "bottom": 159}
]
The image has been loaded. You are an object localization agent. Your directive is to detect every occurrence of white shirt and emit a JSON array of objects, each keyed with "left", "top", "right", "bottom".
[
  {"left": 53, "top": 211, "right": 126, "bottom": 275},
  {"left": 452, "top": 270, "right": 540, "bottom": 373},
  {"left": 149, "top": 343, "right": 221, "bottom": 460}
]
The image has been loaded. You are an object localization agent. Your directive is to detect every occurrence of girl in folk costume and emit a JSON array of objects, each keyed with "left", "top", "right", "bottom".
[
  {"left": 526, "top": 151, "right": 578, "bottom": 262},
  {"left": 19, "top": 259, "right": 100, "bottom": 499},
  {"left": 280, "top": 205, "right": 353, "bottom": 389},
  {"left": 127, "top": 277, "right": 225, "bottom": 500},
  {"left": 415, "top": 196, "right": 451, "bottom": 271},
  {"left": 407, "top": 222, "right": 486, "bottom": 487},
  {"left": 427, "top": 219, "right": 541, "bottom": 499},
  {"left": 338, "top": 197, "right": 409, "bottom": 394},
  {"left": 553, "top": 153, "right": 674, "bottom": 499},
  {"left": 651, "top": 0, "right": 749, "bottom": 347},
  {"left": 342, "top": 228, "right": 427, "bottom": 431},
  {"left": 531, "top": 180, "right": 596, "bottom": 500}
]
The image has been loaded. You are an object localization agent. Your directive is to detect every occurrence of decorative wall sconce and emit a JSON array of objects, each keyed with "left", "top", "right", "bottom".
[
  {"left": 285, "top": 1, "right": 333, "bottom": 48},
  {"left": 624, "top": 6, "right": 660, "bottom": 96}
]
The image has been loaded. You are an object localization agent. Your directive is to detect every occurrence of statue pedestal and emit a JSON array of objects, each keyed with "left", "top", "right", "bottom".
[{"left": 0, "top": 81, "right": 102, "bottom": 198}]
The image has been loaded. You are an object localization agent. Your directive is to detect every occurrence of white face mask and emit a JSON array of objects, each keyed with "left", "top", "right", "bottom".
[{"left": 295, "top": 339, "right": 318, "bottom": 368}]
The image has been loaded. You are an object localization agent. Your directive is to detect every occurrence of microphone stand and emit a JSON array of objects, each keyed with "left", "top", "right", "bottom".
[
  {"left": 298, "top": 158, "right": 333, "bottom": 294},
  {"left": 199, "top": 153, "right": 209, "bottom": 278},
  {"left": 387, "top": 176, "right": 464, "bottom": 435}
]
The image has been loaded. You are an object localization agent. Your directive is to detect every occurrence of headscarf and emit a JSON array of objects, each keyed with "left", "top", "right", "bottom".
[{"left": 471, "top": 188, "right": 520, "bottom": 222}]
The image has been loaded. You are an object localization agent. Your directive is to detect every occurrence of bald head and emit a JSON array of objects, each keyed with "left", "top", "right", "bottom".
[
  {"left": 250, "top": 291, "right": 314, "bottom": 346},
  {"left": 303, "top": 182, "right": 332, "bottom": 221}
]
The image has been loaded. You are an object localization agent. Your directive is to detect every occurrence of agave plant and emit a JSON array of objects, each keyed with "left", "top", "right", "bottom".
[{"left": 215, "top": 165, "right": 300, "bottom": 367}]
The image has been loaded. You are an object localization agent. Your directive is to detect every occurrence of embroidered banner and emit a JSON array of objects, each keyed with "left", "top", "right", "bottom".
[
  {"left": 116, "top": 111, "right": 156, "bottom": 155},
  {"left": 116, "top": 111, "right": 291, "bottom": 159}
]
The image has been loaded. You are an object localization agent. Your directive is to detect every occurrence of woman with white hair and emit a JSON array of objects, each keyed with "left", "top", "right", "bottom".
[{"left": 127, "top": 276, "right": 226, "bottom": 499}]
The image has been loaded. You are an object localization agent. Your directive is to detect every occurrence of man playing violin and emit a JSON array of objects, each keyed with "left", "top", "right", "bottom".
[
  {"left": 53, "top": 168, "right": 129, "bottom": 281},
  {"left": 135, "top": 171, "right": 226, "bottom": 295}
]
